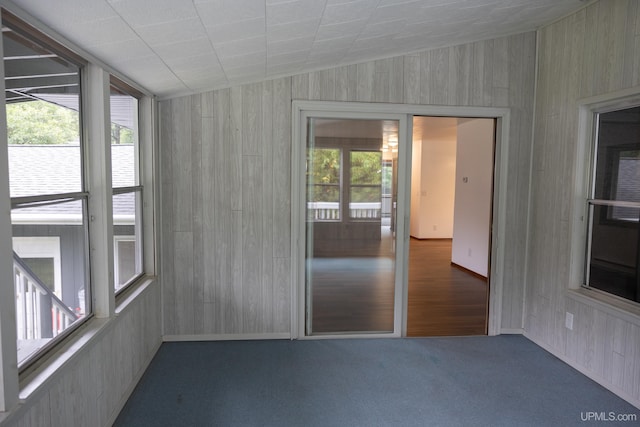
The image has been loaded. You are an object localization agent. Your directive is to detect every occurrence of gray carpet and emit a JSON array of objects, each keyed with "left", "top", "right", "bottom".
[{"left": 114, "top": 336, "right": 639, "bottom": 426}]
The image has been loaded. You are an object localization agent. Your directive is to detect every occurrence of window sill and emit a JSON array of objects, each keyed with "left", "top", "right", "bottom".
[
  {"left": 566, "top": 287, "right": 640, "bottom": 327},
  {"left": 18, "top": 276, "right": 157, "bottom": 402}
]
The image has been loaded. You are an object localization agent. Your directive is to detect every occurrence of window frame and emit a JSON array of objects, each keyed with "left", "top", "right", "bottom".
[
  {"left": 578, "top": 94, "right": 640, "bottom": 307},
  {"left": 110, "top": 77, "right": 144, "bottom": 294},
  {"left": 3, "top": 13, "right": 93, "bottom": 371}
]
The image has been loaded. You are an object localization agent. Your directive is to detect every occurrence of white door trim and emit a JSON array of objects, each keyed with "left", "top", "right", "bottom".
[{"left": 291, "top": 101, "right": 510, "bottom": 338}]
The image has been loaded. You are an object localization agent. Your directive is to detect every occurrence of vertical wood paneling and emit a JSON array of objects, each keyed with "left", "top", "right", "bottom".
[
  {"left": 5, "top": 284, "right": 161, "bottom": 427},
  {"left": 242, "top": 155, "right": 263, "bottom": 332},
  {"left": 173, "top": 231, "right": 194, "bottom": 334},
  {"left": 403, "top": 54, "right": 420, "bottom": 104},
  {"left": 528, "top": 0, "right": 640, "bottom": 408},
  {"left": 190, "top": 95, "right": 205, "bottom": 334},
  {"left": 159, "top": 101, "right": 176, "bottom": 332},
  {"left": 426, "top": 48, "right": 448, "bottom": 105},
  {"left": 272, "top": 77, "right": 292, "bottom": 259},
  {"left": 159, "top": 33, "right": 538, "bottom": 345}
]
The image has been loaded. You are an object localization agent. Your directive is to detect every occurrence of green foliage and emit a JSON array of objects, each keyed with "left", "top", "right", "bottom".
[
  {"left": 111, "top": 123, "right": 134, "bottom": 144},
  {"left": 6, "top": 100, "right": 79, "bottom": 145},
  {"left": 307, "top": 148, "right": 340, "bottom": 202},
  {"left": 307, "top": 148, "right": 383, "bottom": 203},
  {"left": 350, "top": 151, "right": 381, "bottom": 185}
]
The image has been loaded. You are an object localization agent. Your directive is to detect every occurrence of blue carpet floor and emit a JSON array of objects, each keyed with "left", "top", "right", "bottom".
[{"left": 114, "top": 336, "right": 639, "bottom": 426}]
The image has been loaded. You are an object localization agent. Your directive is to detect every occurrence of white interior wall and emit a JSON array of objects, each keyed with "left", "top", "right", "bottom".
[
  {"left": 451, "top": 118, "right": 494, "bottom": 277},
  {"left": 410, "top": 118, "right": 457, "bottom": 239}
]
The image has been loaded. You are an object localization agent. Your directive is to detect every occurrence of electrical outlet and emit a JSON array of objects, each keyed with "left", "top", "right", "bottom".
[
  {"left": 467, "top": 248, "right": 472, "bottom": 257},
  {"left": 565, "top": 312, "right": 574, "bottom": 330},
  {"left": 433, "top": 225, "right": 437, "bottom": 231}
]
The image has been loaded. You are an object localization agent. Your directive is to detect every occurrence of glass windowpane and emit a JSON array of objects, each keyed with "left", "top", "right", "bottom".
[
  {"left": 12, "top": 199, "right": 89, "bottom": 366},
  {"left": 110, "top": 89, "right": 138, "bottom": 188},
  {"left": 113, "top": 191, "right": 142, "bottom": 290}
]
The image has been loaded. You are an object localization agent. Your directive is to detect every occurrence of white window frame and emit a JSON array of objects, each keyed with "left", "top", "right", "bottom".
[
  {"left": 568, "top": 87, "right": 640, "bottom": 319},
  {"left": 0, "top": 6, "right": 157, "bottom": 412}
]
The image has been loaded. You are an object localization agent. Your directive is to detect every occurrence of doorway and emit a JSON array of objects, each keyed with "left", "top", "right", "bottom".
[
  {"left": 292, "top": 101, "right": 510, "bottom": 339},
  {"left": 406, "top": 117, "right": 495, "bottom": 336}
]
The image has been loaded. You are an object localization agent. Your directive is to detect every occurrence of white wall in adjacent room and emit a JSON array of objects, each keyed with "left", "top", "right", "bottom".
[{"left": 451, "top": 118, "right": 494, "bottom": 277}]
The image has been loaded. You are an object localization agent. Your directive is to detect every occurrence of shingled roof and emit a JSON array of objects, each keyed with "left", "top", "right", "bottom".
[{"left": 10, "top": 144, "right": 136, "bottom": 224}]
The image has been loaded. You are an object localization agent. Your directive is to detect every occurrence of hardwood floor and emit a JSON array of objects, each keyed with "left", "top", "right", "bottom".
[
  {"left": 407, "top": 238, "right": 488, "bottom": 336},
  {"left": 309, "top": 230, "right": 488, "bottom": 336}
]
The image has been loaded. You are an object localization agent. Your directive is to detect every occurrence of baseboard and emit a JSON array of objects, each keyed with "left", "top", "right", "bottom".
[
  {"left": 162, "top": 332, "right": 292, "bottom": 342},
  {"left": 524, "top": 332, "right": 640, "bottom": 410},
  {"left": 450, "top": 262, "right": 488, "bottom": 280},
  {"left": 500, "top": 328, "right": 524, "bottom": 334},
  {"left": 105, "top": 339, "right": 162, "bottom": 426}
]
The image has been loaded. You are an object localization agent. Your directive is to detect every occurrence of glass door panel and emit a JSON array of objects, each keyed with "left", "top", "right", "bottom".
[{"left": 306, "top": 118, "right": 399, "bottom": 334}]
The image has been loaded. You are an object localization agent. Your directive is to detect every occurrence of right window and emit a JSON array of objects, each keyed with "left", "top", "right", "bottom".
[
  {"left": 110, "top": 80, "right": 143, "bottom": 292},
  {"left": 586, "top": 105, "right": 640, "bottom": 303}
]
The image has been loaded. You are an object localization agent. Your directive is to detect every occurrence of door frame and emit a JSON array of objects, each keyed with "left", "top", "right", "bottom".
[{"left": 291, "top": 101, "right": 511, "bottom": 339}]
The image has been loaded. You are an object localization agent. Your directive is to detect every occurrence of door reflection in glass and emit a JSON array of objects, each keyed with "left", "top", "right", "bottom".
[{"left": 306, "top": 118, "right": 399, "bottom": 334}]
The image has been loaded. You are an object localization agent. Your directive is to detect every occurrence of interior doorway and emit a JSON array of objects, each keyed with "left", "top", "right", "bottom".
[{"left": 406, "top": 117, "right": 495, "bottom": 336}]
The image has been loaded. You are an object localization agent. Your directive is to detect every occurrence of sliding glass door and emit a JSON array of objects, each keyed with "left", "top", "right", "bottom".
[{"left": 304, "top": 117, "right": 403, "bottom": 335}]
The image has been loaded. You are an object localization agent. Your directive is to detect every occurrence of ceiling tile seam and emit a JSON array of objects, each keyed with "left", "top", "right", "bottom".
[
  {"left": 105, "top": 0, "right": 199, "bottom": 93},
  {"left": 319, "top": 0, "right": 385, "bottom": 69}
]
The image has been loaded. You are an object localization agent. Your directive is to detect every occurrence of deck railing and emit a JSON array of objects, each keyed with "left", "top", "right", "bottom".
[
  {"left": 14, "top": 252, "right": 77, "bottom": 340},
  {"left": 307, "top": 202, "right": 384, "bottom": 220}
]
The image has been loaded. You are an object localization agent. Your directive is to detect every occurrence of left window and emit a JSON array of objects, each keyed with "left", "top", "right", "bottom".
[{"left": 3, "top": 14, "right": 90, "bottom": 368}]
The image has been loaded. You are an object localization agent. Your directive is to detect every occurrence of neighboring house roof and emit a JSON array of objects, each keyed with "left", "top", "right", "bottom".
[{"left": 9, "top": 144, "right": 136, "bottom": 224}]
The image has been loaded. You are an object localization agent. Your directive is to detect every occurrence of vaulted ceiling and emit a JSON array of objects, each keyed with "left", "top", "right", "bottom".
[{"left": 10, "top": 0, "right": 587, "bottom": 99}]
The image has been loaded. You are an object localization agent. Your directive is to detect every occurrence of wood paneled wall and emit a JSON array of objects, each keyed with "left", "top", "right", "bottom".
[
  {"left": 527, "top": 0, "right": 640, "bottom": 407},
  {"left": 1, "top": 282, "right": 162, "bottom": 427},
  {"left": 158, "top": 32, "right": 537, "bottom": 337}
]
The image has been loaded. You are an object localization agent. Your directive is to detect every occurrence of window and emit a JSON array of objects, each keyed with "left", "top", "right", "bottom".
[
  {"left": 110, "top": 80, "right": 143, "bottom": 292},
  {"left": 307, "top": 148, "right": 341, "bottom": 220},
  {"left": 349, "top": 151, "right": 382, "bottom": 219},
  {"left": 3, "top": 14, "right": 90, "bottom": 367},
  {"left": 585, "top": 105, "right": 640, "bottom": 303}
]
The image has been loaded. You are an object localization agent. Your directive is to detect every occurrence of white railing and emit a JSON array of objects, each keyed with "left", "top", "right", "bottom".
[
  {"left": 307, "top": 202, "right": 382, "bottom": 220},
  {"left": 14, "top": 253, "right": 77, "bottom": 340}
]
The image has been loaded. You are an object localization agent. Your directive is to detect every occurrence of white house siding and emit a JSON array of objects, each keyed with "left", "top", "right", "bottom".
[
  {"left": 158, "top": 31, "right": 537, "bottom": 337},
  {"left": 526, "top": 0, "right": 640, "bottom": 408}
]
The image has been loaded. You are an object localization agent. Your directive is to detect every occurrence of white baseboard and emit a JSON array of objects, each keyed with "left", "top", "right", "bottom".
[
  {"left": 500, "top": 328, "right": 524, "bottom": 334},
  {"left": 162, "top": 333, "right": 291, "bottom": 342},
  {"left": 524, "top": 332, "right": 640, "bottom": 410}
]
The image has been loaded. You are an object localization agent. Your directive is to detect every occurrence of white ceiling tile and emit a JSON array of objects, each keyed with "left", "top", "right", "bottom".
[
  {"left": 165, "top": 54, "right": 224, "bottom": 74},
  {"left": 216, "top": 36, "right": 266, "bottom": 59},
  {"left": 220, "top": 51, "right": 265, "bottom": 69},
  {"left": 268, "top": 36, "right": 315, "bottom": 56},
  {"left": 315, "top": 19, "right": 367, "bottom": 41},
  {"left": 90, "top": 38, "right": 156, "bottom": 64},
  {"left": 267, "top": 62, "right": 305, "bottom": 76},
  {"left": 194, "top": 0, "right": 265, "bottom": 27},
  {"left": 267, "top": 19, "right": 320, "bottom": 43},
  {"left": 12, "top": 0, "right": 586, "bottom": 98},
  {"left": 13, "top": 0, "right": 117, "bottom": 23},
  {"left": 268, "top": 50, "right": 309, "bottom": 66},
  {"left": 61, "top": 16, "right": 138, "bottom": 48},
  {"left": 136, "top": 18, "right": 209, "bottom": 46},
  {"left": 204, "top": 17, "right": 266, "bottom": 44},
  {"left": 321, "top": 0, "right": 376, "bottom": 25},
  {"left": 152, "top": 38, "right": 215, "bottom": 61},
  {"left": 266, "top": 0, "right": 327, "bottom": 26},
  {"left": 107, "top": 0, "right": 198, "bottom": 27}
]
